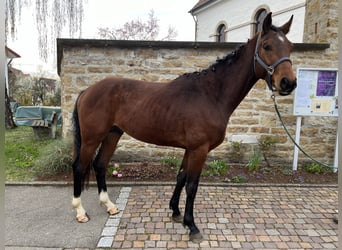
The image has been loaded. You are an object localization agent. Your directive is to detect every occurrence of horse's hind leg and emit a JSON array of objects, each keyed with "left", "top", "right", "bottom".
[
  {"left": 93, "top": 126, "right": 123, "bottom": 215},
  {"left": 72, "top": 142, "right": 99, "bottom": 223}
]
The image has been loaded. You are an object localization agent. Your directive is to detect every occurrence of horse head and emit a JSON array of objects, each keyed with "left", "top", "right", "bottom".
[{"left": 254, "top": 12, "right": 297, "bottom": 96}]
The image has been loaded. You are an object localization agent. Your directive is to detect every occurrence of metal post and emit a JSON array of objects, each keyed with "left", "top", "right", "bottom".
[
  {"left": 333, "top": 135, "right": 338, "bottom": 172},
  {"left": 292, "top": 116, "right": 302, "bottom": 171}
]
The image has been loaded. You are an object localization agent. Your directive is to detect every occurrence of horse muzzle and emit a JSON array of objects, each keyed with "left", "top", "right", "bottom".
[{"left": 279, "top": 77, "right": 297, "bottom": 96}]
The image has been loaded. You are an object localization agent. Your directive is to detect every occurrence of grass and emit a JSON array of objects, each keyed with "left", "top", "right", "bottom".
[{"left": 5, "top": 126, "right": 72, "bottom": 181}]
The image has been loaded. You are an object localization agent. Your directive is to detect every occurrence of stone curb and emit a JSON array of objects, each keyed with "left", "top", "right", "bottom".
[{"left": 5, "top": 181, "right": 338, "bottom": 188}]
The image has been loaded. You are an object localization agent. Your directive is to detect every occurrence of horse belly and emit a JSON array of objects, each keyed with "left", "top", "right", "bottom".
[
  {"left": 117, "top": 117, "right": 187, "bottom": 148},
  {"left": 118, "top": 113, "right": 226, "bottom": 151}
]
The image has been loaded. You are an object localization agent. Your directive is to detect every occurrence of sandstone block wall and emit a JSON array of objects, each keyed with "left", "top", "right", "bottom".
[{"left": 58, "top": 40, "right": 337, "bottom": 165}]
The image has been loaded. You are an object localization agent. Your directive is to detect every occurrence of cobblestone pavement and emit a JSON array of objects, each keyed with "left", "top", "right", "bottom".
[
  {"left": 5, "top": 184, "right": 338, "bottom": 250},
  {"left": 102, "top": 185, "right": 338, "bottom": 250}
]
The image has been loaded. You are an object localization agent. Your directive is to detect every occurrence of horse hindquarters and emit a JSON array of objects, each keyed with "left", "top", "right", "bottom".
[{"left": 72, "top": 91, "right": 122, "bottom": 221}]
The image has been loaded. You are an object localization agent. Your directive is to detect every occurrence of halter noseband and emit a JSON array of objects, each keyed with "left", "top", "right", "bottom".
[{"left": 253, "top": 32, "right": 292, "bottom": 92}]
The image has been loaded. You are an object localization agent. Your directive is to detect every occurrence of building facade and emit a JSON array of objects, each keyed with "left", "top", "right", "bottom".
[{"left": 189, "top": 0, "right": 306, "bottom": 43}]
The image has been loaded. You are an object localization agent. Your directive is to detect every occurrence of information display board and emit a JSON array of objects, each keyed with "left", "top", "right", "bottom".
[{"left": 293, "top": 68, "right": 338, "bottom": 116}]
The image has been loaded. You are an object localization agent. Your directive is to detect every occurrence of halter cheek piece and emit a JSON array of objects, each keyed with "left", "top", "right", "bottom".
[{"left": 253, "top": 32, "right": 292, "bottom": 92}]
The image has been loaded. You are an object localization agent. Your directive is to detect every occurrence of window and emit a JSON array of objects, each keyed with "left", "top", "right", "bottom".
[
  {"left": 254, "top": 9, "right": 267, "bottom": 34},
  {"left": 216, "top": 24, "right": 226, "bottom": 42}
]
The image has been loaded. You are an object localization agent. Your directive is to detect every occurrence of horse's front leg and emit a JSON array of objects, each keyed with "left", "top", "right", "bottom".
[
  {"left": 184, "top": 173, "right": 202, "bottom": 242},
  {"left": 183, "top": 146, "right": 208, "bottom": 242},
  {"left": 169, "top": 151, "right": 188, "bottom": 222},
  {"left": 170, "top": 168, "right": 187, "bottom": 222}
]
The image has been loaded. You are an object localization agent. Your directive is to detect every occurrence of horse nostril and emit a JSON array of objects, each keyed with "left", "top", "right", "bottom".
[
  {"left": 280, "top": 77, "right": 290, "bottom": 90},
  {"left": 279, "top": 77, "right": 296, "bottom": 95},
  {"left": 280, "top": 77, "right": 297, "bottom": 91}
]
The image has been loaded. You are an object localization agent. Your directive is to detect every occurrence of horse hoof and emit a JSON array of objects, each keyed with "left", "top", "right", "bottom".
[
  {"left": 171, "top": 215, "right": 183, "bottom": 223},
  {"left": 108, "top": 207, "right": 120, "bottom": 215},
  {"left": 190, "top": 232, "right": 203, "bottom": 243},
  {"left": 76, "top": 213, "right": 90, "bottom": 223}
]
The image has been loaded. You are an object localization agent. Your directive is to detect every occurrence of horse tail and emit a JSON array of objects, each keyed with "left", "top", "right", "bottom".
[
  {"left": 72, "top": 91, "right": 90, "bottom": 190},
  {"left": 72, "top": 94, "right": 81, "bottom": 163}
]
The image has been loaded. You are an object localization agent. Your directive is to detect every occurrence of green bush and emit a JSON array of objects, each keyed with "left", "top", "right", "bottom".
[
  {"left": 304, "top": 163, "right": 330, "bottom": 174},
  {"left": 33, "top": 138, "right": 73, "bottom": 177},
  {"left": 202, "top": 160, "right": 228, "bottom": 176},
  {"left": 230, "top": 141, "right": 243, "bottom": 162},
  {"left": 161, "top": 156, "right": 182, "bottom": 168},
  {"left": 231, "top": 174, "right": 248, "bottom": 183},
  {"left": 247, "top": 150, "right": 262, "bottom": 172},
  {"left": 258, "top": 136, "right": 277, "bottom": 167}
]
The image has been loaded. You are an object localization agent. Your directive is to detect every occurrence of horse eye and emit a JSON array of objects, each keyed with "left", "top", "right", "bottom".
[{"left": 263, "top": 44, "right": 271, "bottom": 51}]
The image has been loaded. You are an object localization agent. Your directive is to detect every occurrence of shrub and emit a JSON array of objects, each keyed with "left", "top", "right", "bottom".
[
  {"left": 230, "top": 141, "right": 243, "bottom": 162},
  {"left": 258, "top": 136, "right": 277, "bottom": 167},
  {"left": 33, "top": 138, "right": 73, "bottom": 177},
  {"left": 161, "top": 156, "right": 182, "bottom": 168},
  {"left": 202, "top": 160, "right": 228, "bottom": 176},
  {"left": 231, "top": 174, "right": 248, "bottom": 183},
  {"left": 304, "top": 163, "right": 330, "bottom": 174},
  {"left": 247, "top": 150, "right": 262, "bottom": 172}
]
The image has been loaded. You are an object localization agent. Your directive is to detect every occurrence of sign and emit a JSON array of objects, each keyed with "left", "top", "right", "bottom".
[
  {"left": 293, "top": 68, "right": 338, "bottom": 116},
  {"left": 291, "top": 68, "right": 338, "bottom": 172}
]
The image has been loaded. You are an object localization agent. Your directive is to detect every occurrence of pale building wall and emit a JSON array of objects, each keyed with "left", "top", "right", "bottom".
[{"left": 192, "top": 0, "right": 305, "bottom": 43}]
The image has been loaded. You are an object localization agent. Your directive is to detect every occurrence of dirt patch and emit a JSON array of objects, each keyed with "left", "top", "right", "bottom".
[{"left": 38, "top": 162, "right": 337, "bottom": 184}]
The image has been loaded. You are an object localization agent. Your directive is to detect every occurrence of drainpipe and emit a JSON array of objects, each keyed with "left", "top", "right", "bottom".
[{"left": 192, "top": 15, "right": 198, "bottom": 42}]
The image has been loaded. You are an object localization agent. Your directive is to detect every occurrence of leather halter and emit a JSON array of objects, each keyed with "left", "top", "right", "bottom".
[{"left": 253, "top": 32, "right": 292, "bottom": 91}]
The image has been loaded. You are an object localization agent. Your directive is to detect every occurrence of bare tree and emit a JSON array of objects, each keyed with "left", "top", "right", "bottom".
[
  {"left": 5, "top": 0, "right": 85, "bottom": 62},
  {"left": 5, "top": 0, "right": 84, "bottom": 128},
  {"left": 97, "top": 9, "right": 177, "bottom": 41}
]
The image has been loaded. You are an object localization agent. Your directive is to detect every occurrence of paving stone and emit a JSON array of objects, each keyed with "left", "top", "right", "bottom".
[
  {"left": 85, "top": 185, "right": 339, "bottom": 249},
  {"left": 101, "top": 226, "right": 117, "bottom": 236},
  {"left": 97, "top": 236, "right": 113, "bottom": 248}
]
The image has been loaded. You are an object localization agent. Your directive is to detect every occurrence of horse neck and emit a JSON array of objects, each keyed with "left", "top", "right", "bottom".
[{"left": 214, "top": 38, "right": 259, "bottom": 115}]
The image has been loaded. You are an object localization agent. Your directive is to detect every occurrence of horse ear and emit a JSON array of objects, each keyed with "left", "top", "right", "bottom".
[
  {"left": 280, "top": 15, "right": 293, "bottom": 34},
  {"left": 262, "top": 12, "right": 272, "bottom": 34}
]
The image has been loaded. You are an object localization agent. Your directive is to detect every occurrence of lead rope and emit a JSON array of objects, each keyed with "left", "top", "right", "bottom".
[{"left": 271, "top": 94, "right": 332, "bottom": 169}]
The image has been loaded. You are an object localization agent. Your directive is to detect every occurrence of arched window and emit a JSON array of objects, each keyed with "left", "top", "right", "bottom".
[
  {"left": 254, "top": 9, "right": 267, "bottom": 34},
  {"left": 216, "top": 24, "right": 226, "bottom": 42}
]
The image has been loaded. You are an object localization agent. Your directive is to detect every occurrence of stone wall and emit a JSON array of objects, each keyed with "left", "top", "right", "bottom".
[{"left": 57, "top": 38, "right": 337, "bottom": 165}]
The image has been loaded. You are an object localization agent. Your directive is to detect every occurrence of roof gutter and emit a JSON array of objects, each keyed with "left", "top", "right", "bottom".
[{"left": 189, "top": 0, "right": 222, "bottom": 15}]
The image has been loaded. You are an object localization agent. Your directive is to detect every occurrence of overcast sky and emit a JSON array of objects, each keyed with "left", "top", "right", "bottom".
[
  {"left": 7, "top": 0, "right": 197, "bottom": 76},
  {"left": 82, "top": 0, "right": 196, "bottom": 41}
]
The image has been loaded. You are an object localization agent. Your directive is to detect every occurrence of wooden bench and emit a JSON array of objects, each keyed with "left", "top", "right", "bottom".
[{"left": 32, "top": 111, "right": 58, "bottom": 139}]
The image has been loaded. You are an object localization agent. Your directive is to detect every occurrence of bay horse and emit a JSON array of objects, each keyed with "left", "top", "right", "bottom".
[{"left": 72, "top": 12, "right": 296, "bottom": 242}]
